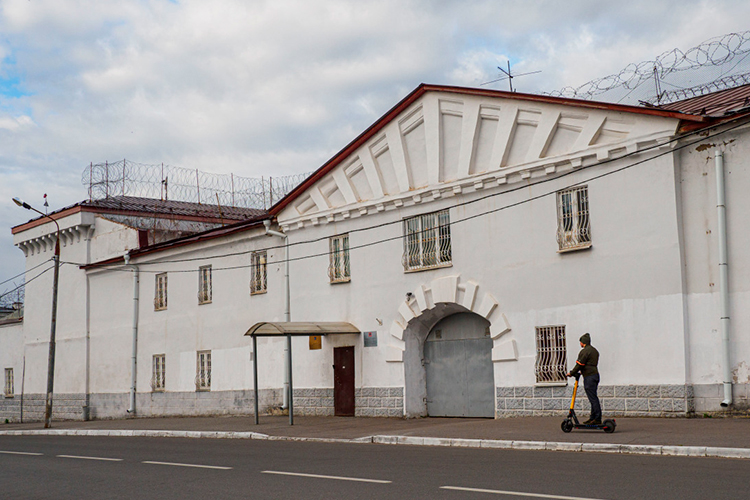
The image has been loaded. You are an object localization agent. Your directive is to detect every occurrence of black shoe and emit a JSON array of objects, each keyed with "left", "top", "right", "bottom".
[
  {"left": 583, "top": 419, "right": 594, "bottom": 425},
  {"left": 590, "top": 419, "right": 602, "bottom": 425}
]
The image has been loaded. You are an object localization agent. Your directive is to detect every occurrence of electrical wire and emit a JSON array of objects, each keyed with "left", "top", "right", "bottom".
[
  {"left": 0, "top": 264, "right": 55, "bottom": 301},
  {"left": 0, "top": 258, "right": 53, "bottom": 287},
  {"left": 63, "top": 115, "right": 750, "bottom": 275}
]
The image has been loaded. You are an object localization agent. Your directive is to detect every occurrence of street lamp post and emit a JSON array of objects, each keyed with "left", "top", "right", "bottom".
[{"left": 13, "top": 197, "right": 61, "bottom": 429}]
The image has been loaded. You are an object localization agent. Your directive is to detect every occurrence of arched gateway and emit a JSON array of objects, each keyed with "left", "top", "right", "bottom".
[{"left": 386, "top": 275, "right": 517, "bottom": 417}]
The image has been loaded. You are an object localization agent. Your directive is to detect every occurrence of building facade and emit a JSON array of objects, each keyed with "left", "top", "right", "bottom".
[{"left": 3, "top": 84, "right": 750, "bottom": 422}]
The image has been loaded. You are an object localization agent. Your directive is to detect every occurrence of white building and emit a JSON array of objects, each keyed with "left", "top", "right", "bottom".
[{"left": 3, "top": 83, "right": 750, "bottom": 422}]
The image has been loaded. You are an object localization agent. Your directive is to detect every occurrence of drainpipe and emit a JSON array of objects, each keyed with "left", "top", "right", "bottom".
[
  {"left": 715, "top": 150, "right": 732, "bottom": 407},
  {"left": 263, "top": 219, "right": 290, "bottom": 408},
  {"left": 83, "top": 225, "right": 95, "bottom": 421},
  {"left": 124, "top": 253, "right": 139, "bottom": 414}
]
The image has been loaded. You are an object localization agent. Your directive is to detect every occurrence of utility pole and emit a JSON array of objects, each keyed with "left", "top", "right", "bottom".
[{"left": 13, "top": 197, "right": 61, "bottom": 429}]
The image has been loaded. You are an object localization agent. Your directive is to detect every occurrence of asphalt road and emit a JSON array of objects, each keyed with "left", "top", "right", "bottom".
[{"left": 1, "top": 436, "right": 748, "bottom": 499}]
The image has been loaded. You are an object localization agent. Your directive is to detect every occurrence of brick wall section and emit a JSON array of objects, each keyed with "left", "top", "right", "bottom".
[
  {"left": 355, "top": 387, "right": 404, "bottom": 417},
  {"left": 292, "top": 387, "right": 404, "bottom": 417},
  {"left": 496, "top": 385, "right": 696, "bottom": 417},
  {"left": 0, "top": 393, "right": 86, "bottom": 423}
]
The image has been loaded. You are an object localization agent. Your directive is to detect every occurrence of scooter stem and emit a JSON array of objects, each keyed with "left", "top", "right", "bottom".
[{"left": 570, "top": 377, "right": 578, "bottom": 411}]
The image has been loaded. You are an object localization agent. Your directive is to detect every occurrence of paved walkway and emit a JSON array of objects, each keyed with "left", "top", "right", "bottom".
[{"left": 2, "top": 414, "right": 749, "bottom": 449}]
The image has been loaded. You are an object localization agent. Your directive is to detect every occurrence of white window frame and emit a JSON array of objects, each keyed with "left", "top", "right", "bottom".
[
  {"left": 154, "top": 273, "right": 168, "bottom": 311},
  {"left": 402, "top": 209, "right": 452, "bottom": 272},
  {"left": 250, "top": 251, "right": 267, "bottom": 295},
  {"left": 198, "top": 265, "right": 212, "bottom": 304},
  {"left": 196, "top": 350, "right": 211, "bottom": 391},
  {"left": 328, "top": 234, "right": 351, "bottom": 283},
  {"left": 556, "top": 186, "right": 591, "bottom": 252},
  {"left": 534, "top": 326, "right": 567, "bottom": 384},
  {"left": 4, "top": 368, "right": 13, "bottom": 398},
  {"left": 151, "top": 354, "right": 165, "bottom": 392}
]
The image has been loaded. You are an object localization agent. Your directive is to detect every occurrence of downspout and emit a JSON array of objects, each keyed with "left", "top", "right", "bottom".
[
  {"left": 124, "top": 253, "right": 140, "bottom": 414},
  {"left": 263, "top": 219, "right": 291, "bottom": 409},
  {"left": 715, "top": 150, "right": 732, "bottom": 407}
]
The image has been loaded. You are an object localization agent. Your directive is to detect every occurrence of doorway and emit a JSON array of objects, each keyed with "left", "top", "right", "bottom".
[
  {"left": 424, "top": 312, "right": 494, "bottom": 417},
  {"left": 333, "top": 346, "right": 355, "bottom": 416}
]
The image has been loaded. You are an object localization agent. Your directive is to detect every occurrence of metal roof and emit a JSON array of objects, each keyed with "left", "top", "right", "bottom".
[
  {"left": 244, "top": 322, "right": 361, "bottom": 336},
  {"left": 658, "top": 83, "right": 750, "bottom": 117}
]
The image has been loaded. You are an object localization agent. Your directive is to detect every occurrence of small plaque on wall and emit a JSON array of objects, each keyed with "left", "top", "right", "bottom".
[
  {"left": 364, "top": 331, "right": 377, "bottom": 347},
  {"left": 309, "top": 335, "right": 322, "bottom": 350}
]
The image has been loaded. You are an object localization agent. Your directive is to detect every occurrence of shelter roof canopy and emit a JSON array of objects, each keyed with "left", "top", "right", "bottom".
[{"left": 244, "top": 322, "right": 361, "bottom": 336}]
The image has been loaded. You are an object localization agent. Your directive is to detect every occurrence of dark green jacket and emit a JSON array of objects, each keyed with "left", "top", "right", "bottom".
[{"left": 570, "top": 344, "right": 599, "bottom": 377}]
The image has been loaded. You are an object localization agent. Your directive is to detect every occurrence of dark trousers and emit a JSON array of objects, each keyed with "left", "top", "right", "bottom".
[{"left": 583, "top": 373, "right": 601, "bottom": 421}]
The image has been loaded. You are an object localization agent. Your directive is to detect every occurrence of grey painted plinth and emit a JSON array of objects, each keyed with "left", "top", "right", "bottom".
[{"left": 292, "top": 387, "right": 404, "bottom": 417}]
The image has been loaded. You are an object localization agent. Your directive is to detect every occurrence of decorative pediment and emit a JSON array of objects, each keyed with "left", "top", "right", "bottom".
[{"left": 277, "top": 90, "right": 680, "bottom": 229}]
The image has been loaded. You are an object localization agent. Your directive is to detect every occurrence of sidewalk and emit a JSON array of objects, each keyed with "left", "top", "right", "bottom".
[{"left": 2, "top": 414, "right": 750, "bottom": 453}]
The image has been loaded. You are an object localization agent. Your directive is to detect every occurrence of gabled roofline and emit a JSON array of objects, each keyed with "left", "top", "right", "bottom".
[{"left": 268, "top": 83, "right": 707, "bottom": 216}]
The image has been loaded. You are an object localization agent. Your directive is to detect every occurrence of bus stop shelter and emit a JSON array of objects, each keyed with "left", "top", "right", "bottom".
[{"left": 244, "top": 322, "right": 361, "bottom": 425}]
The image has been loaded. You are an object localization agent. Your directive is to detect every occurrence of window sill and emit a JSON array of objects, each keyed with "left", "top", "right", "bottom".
[
  {"left": 557, "top": 243, "right": 592, "bottom": 254},
  {"left": 151, "top": 389, "right": 165, "bottom": 393},
  {"left": 250, "top": 290, "right": 267, "bottom": 296},
  {"left": 196, "top": 388, "right": 211, "bottom": 392},
  {"left": 330, "top": 278, "right": 351, "bottom": 285},
  {"left": 4, "top": 395, "right": 14, "bottom": 399},
  {"left": 534, "top": 381, "right": 568, "bottom": 387},
  {"left": 403, "top": 262, "right": 453, "bottom": 274},
  {"left": 198, "top": 300, "right": 212, "bottom": 305},
  {"left": 154, "top": 307, "right": 167, "bottom": 312}
]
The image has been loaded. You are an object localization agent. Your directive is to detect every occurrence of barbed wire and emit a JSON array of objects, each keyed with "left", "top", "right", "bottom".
[
  {"left": 547, "top": 31, "right": 750, "bottom": 105},
  {"left": 81, "top": 160, "right": 310, "bottom": 210}
]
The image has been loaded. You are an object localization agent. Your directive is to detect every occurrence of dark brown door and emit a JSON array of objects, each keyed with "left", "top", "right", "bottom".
[{"left": 333, "top": 346, "right": 355, "bottom": 416}]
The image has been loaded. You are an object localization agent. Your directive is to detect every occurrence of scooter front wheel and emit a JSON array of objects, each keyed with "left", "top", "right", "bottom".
[
  {"left": 602, "top": 419, "right": 616, "bottom": 433},
  {"left": 561, "top": 419, "right": 574, "bottom": 433}
]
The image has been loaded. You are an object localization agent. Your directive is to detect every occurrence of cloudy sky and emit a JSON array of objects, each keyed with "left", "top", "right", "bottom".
[{"left": 1, "top": 0, "right": 749, "bottom": 290}]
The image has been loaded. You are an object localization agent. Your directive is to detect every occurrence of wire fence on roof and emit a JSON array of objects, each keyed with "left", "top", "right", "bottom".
[
  {"left": 81, "top": 160, "right": 309, "bottom": 210},
  {"left": 547, "top": 31, "right": 750, "bottom": 106}
]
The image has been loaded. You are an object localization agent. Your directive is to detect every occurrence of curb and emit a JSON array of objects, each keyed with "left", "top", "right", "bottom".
[{"left": 1, "top": 429, "right": 749, "bottom": 460}]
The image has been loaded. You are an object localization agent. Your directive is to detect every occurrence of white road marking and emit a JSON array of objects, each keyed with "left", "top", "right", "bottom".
[
  {"left": 57, "top": 455, "right": 123, "bottom": 462},
  {"left": 0, "top": 450, "right": 43, "bottom": 456},
  {"left": 142, "top": 460, "right": 232, "bottom": 470},
  {"left": 440, "top": 486, "right": 610, "bottom": 500},
  {"left": 262, "top": 470, "right": 391, "bottom": 484}
]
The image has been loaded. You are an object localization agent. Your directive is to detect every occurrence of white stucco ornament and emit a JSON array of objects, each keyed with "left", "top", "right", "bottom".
[{"left": 386, "top": 274, "right": 516, "bottom": 363}]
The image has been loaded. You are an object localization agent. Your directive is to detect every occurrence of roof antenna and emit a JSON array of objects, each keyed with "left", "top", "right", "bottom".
[{"left": 481, "top": 60, "right": 541, "bottom": 91}]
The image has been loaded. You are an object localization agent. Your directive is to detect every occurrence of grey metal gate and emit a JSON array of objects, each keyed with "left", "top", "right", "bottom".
[{"left": 424, "top": 312, "right": 494, "bottom": 417}]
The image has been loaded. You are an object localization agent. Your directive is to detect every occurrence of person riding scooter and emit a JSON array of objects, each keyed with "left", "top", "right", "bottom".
[{"left": 566, "top": 333, "right": 600, "bottom": 425}]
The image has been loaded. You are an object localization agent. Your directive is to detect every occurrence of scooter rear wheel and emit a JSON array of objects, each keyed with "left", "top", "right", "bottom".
[
  {"left": 561, "top": 419, "right": 574, "bottom": 433},
  {"left": 603, "top": 419, "right": 616, "bottom": 433}
]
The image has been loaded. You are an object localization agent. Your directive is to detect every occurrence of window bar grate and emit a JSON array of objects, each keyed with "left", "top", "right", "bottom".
[
  {"left": 556, "top": 186, "right": 591, "bottom": 251},
  {"left": 535, "top": 326, "right": 567, "bottom": 383},
  {"left": 402, "top": 209, "right": 452, "bottom": 271},
  {"left": 328, "top": 234, "right": 351, "bottom": 283}
]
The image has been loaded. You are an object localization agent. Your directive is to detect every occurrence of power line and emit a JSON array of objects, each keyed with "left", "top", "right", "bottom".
[
  {"left": 66, "top": 115, "right": 749, "bottom": 275},
  {"left": 0, "top": 258, "right": 52, "bottom": 287},
  {"left": 0, "top": 264, "right": 55, "bottom": 301}
]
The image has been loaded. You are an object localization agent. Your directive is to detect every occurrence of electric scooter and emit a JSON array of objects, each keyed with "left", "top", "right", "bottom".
[{"left": 561, "top": 373, "right": 616, "bottom": 433}]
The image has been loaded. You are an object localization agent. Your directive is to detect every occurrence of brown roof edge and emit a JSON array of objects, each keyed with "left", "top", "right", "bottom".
[
  {"left": 268, "top": 83, "right": 706, "bottom": 216},
  {"left": 12, "top": 206, "right": 83, "bottom": 234},
  {"left": 80, "top": 216, "right": 270, "bottom": 270}
]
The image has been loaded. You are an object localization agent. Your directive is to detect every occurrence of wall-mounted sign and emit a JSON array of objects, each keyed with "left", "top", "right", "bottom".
[
  {"left": 309, "top": 335, "right": 322, "bottom": 350},
  {"left": 364, "top": 331, "right": 377, "bottom": 347}
]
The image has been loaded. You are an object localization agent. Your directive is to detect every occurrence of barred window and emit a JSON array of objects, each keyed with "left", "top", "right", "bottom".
[
  {"left": 4, "top": 368, "right": 13, "bottom": 398},
  {"left": 152, "top": 355, "right": 165, "bottom": 392},
  {"left": 250, "top": 251, "right": 267, "bottom": 294},
  {"left": 535, "top": 326, "right": 567, "bottom": 383},
  {"left": 328, "top": 234, "right": 350, "bottom": 283},
  {"left": 154, "top": 273, "right": 168, "bottom": 311},
  {"left": 196, "top": 351, "right": 211, "bottom": 391},
  {"left": 556, "top": 186, "right": 591, "bottom": 251},
  {"left": 402, "top": 209, "right": 452, "bottom": 272},
  {"left": 198, "top": 265, "right": 212, "bottom": 304}
]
